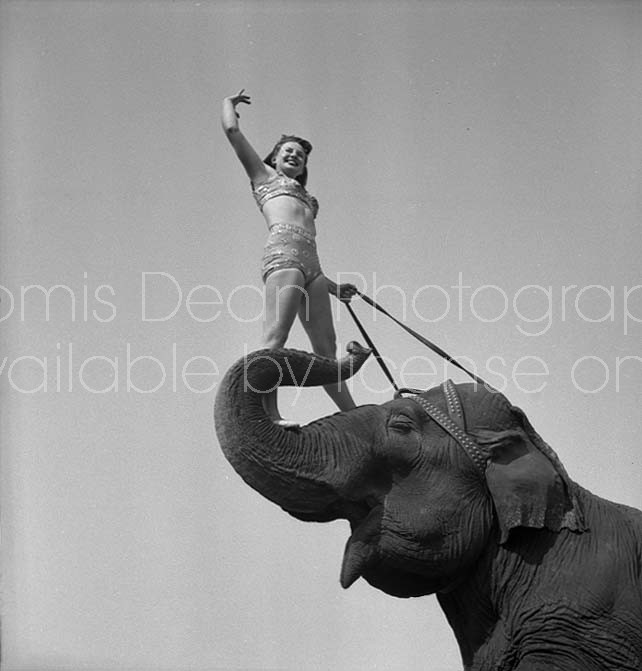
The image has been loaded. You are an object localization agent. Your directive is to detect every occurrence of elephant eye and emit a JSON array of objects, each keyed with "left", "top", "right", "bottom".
[{"left": 388, "top": 416, "right": 415, "bottom": 434}]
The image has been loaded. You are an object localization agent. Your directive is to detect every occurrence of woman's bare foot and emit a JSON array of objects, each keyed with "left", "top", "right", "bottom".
[{"left": 273, "top": 418, "right": 300, "bottom": 430}]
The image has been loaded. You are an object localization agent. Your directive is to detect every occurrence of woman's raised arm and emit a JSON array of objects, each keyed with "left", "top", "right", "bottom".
[{"left": 221, "top": 90, "right": 269, "bottom": 185}]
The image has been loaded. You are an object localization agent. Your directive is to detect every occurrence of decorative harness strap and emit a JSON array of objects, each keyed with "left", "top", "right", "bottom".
[
  {"left": 442, "top": 378, "right": 466, "bottom": 431},
  {"left": 398, "top": 380, "right": 488, "bottom": 476}
]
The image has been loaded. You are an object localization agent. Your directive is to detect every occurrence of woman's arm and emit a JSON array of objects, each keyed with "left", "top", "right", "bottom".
[{"left": 221, "top": 90, "right": 270, "bottom": 185}]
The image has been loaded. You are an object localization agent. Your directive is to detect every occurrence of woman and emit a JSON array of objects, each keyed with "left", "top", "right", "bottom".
[{"left": 221, "top": 89, "right": 360, "bottom": 426}]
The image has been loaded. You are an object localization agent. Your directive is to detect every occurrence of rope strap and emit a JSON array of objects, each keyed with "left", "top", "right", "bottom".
[
  {"left": 344, "top": 301, "right": 399, "bottom": 391},
  {"left": 357, "top": 292, "right": 489, "bottom": 386},
  {"left": 343, "top": 291, "right": 492, "bottom": 390}
]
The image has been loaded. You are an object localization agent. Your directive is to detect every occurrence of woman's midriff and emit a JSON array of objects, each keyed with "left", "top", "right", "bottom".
[{"left": 261, "top": 198, "right": 316, "bottom": 238}]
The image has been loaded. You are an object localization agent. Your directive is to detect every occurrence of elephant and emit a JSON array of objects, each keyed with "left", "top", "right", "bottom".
[{"left": 214, "top": 345, "right": 642, "bottom": 671}]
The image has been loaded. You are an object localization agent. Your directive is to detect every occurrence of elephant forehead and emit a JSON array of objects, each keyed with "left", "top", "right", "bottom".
[
  {"left": 455, "top": 383, "right": 515, "bottom": 430},
  {"left": 419, "top": 384, "right": 447, "bottom": 405}
]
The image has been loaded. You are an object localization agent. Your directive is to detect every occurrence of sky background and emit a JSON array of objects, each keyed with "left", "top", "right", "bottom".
[{"left": 1, "top": 1, "right": 641, "bottom": 669}]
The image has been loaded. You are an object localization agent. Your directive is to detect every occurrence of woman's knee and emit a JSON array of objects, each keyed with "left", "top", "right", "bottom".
[{"left": 262, "top": 323, "right": 290, "bottom": 349}]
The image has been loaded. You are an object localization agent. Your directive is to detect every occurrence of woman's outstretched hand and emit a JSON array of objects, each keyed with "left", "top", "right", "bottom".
[
  {"left": 327, "top": 279, "right": 359, "bottom": 303},
  {"left": 339, "top": 283, "right": 359, "bottom": 302},
  {"left": 225, "top": 89, "right": 251, "bottom": 118}
]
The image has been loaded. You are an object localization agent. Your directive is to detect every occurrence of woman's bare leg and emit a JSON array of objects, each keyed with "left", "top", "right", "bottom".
[
  {"left": 262, "top": 267, "right": 306, "bottom": 423},
  {"left": 298, "top": 275, "right": 357, "bottom": 412}
]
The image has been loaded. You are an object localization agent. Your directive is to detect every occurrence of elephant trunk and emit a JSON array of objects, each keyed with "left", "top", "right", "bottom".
[{"left": 214, "top": 345, "right": 373, "bottom": 520}]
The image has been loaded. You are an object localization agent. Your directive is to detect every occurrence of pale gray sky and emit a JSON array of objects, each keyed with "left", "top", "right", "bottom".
[{"left": 1, "top": 1, "right": 641, "bottom": 670}]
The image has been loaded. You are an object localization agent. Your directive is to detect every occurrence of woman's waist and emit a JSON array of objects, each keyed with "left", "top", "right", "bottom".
[{"left": 266, "top": 221, "right": 317, "bottom": 242}]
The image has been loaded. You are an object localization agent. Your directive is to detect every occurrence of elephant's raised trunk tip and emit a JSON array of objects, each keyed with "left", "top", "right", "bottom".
[{"left": 238, "top": 341, "right": 371, "bottom": 393}]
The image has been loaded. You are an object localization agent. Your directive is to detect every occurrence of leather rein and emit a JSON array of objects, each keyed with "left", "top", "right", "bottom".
[{"left": 344, "top": 290, "right": 492, "bottom": 390}]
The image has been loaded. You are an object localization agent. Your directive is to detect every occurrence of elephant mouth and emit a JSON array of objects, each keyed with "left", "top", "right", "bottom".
[{"left": 341, "top": 502, "right": 457, "bottom": 597}]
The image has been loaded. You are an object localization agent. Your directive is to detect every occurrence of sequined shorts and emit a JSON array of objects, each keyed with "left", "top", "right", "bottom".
[{"left": 261, "top": 223, "right": 323, "bottom": 286}]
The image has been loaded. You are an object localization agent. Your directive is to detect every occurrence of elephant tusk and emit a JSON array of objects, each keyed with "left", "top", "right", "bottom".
[{"left": 340, "top": 506, "right": 383, "bottom": 588}]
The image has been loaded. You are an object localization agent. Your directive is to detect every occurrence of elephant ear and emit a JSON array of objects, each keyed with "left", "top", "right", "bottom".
[{"left": 477, "top": 406, "right": 586, "bottom": 544}]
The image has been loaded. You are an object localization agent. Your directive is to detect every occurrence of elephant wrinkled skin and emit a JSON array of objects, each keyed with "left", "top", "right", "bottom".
[{"left": 215, "top": 346, "right": 642, "bottom": 671}]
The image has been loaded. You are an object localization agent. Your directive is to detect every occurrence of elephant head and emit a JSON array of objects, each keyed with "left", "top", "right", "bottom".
[{"left": 214, "top": 346, "right": 586, "bottom": 599}]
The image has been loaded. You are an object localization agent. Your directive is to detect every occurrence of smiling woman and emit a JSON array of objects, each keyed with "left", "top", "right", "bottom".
[{"left": 221, "top": 89, "right": 364, "bottom": 426}]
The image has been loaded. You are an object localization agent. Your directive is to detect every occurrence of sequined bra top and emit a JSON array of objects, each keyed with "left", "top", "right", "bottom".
[{"left": 252, "top": 173, "right": 319, "bottom": 218}]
